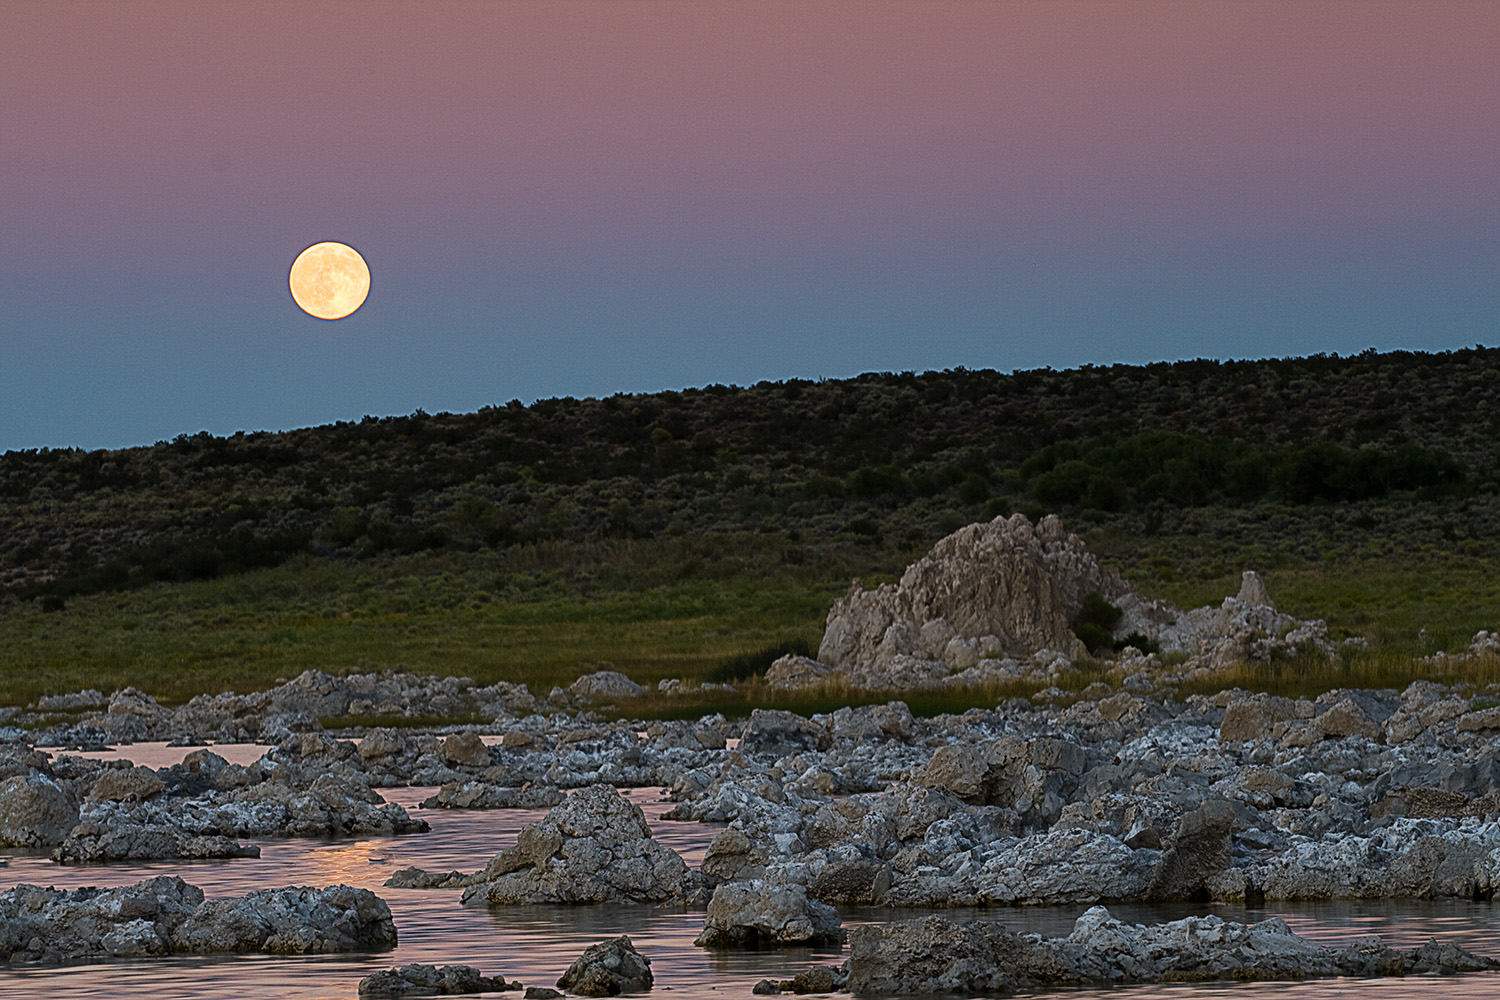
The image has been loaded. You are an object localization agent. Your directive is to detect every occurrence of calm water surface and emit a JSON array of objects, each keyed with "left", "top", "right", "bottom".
[{"left": 0, "top": 743, "right": 1495, "bottom": 999}]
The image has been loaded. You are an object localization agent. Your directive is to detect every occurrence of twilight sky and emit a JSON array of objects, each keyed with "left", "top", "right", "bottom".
[{"left": 3, "top": 1, "right": 1497, "bottom": 451}]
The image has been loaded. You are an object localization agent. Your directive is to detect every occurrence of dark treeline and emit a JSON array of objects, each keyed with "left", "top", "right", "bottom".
[{"left": 3, "top": 346, "right": 1496, "bottom": 603}]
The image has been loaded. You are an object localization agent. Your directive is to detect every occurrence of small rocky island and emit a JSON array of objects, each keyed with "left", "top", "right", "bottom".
[{"left": 3, "top": 514, "right": 1499, "bottom": 995}]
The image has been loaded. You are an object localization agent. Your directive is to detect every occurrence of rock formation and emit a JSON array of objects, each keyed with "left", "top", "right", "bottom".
[
  {"left": 440, "top": 784, "right": 706, "bottom": 905},
  {"left": 358, "top": 964, "right": 519, "bottom": 996},
  {"left": 0, "top": 876, "right": 395, "bottom": 964},
  {"left": 768, "top": 514, "right": 1339, "bottom": 691},
  {"left": 694, "top": 881, "right": 843, "bottom": 948},
  {"left": 847, "top": 906, "right": 1497, "bottom": 995},
  {"left": 555, "top": 936, "right": 653, "bottom": 996}
]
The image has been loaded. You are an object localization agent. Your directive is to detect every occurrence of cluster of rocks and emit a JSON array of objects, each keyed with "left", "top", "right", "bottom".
[
  {"left": 6, "top": 512, "right": 1500, "bottom": 993},
  {"left": 359, "top": 938, "right": 651, "bottom": 998},
  {"left": 11, "top": 667, "right": 1500, "bottom": 911},
  {"left": 655, "top": 671, "right": 1500, "bottom": 911},
  {"left": 768, "top": 514, "right": 1339, "bottom": 692},
  {"left": 0, "top": 875, "right": 394, "bottom": 963},
  {"left": 27, "top": 669, "right": 539, "bottom": 748},
  {"left": 846, "top": 905, "right": 1497, "bottom": 995},
  {"left": 0, "top": 737, "right": 428, "bottom": 864},
  {"left": 1425, "top": 629, "right": 1500, "bottom": 667}
]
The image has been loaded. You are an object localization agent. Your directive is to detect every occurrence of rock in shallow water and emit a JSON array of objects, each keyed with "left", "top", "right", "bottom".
[
  {"left": 846, "top": 906, "right": 1499, "bottom": 995},
  {"left": 555, "top": 935, "right": 653, "bottom": 996},
  {"left": 0, "top": 876, "right": 396, "bottom": 964},
  {"left": 452, "top": 784, "right": 706, "bottom": 905},
  {"left": 358, "top": 963, "right": 519, "bottom": 996},
  {"left": 694, "top": 881, "right": 843, "bottom": 948}
]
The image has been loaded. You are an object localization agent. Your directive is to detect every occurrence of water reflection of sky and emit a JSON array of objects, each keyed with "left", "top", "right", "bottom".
[{"left": 0, "top": 747, "right": 1496, "bottom": 998}]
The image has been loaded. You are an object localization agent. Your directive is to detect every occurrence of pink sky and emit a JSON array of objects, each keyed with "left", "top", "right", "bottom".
[{"left": 2, "top": 1, "right": 1496, "bottom": 448}]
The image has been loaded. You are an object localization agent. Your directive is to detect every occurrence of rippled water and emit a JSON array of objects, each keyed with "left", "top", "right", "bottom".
[{"left": 1, "top": 743, "right": 1497, "bottom": 999}]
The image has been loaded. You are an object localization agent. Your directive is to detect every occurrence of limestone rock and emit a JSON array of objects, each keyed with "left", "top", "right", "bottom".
[
  {"left": 462, "top": 784, "right": 705, "bottom": 905},
  {"left": 51, "top": 823, "right": 259, "bottom": 864},
  {"left": 701, "top": 826, "right": 767, "bottom": 884},
  {"left": 568, "top": 671, "right": 645, "bottom": 702},
  {"left": 421, "top": 781, "right": 565, "bottom": 810},
  {"left": 555, "top": 935, "right": 653, "bottom": 996},
  {"left": 847, "top": 907, "right": 1498, "bottom": 995},
  {"left": 764, "top": 655, "right": 835, "bottom": 691},
  {"left": 86, "top": 765, "right": 166, "bottom": 802},
  {"left": 1219, "top": 693, "right": 1300, "bottom": 742},
  {"left": 0, "top": 773, "right": 78, "bottom": 847},
  {"left": 1145, "top": 799, "right": 1234, "bottom": 900},
  {"left": 442, "top": 731, "right": 492, "bottom": 768},
  {"left": 808, "top": 858, "right": 891, "bottom": 903},
  {"left": 0, "top": 876, "right": 395, "bottom": 964},
  {"left": 694, "top": 881, "right": 843, "bottom": 948},
  {"left": 820, "top": 515, "right": 1114, "bottom": 673},
  {"left": 739, "top": 709, "right": 826, "bottom": 756},
  {"left": 359, "top": 963, "right": 516, "bottom": 996},
  {"left": 1236, "top": 570, "right": 1273, "bottom": 608}
]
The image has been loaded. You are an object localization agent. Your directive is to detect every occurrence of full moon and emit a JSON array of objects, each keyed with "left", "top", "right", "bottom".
[{"left": 288, "top": 241, "right": 370, "bottom": 320}]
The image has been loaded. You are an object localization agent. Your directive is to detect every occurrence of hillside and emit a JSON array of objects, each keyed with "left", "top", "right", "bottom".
[{"left": 3, "top": 347, "right": 1493, "bottom": 606}]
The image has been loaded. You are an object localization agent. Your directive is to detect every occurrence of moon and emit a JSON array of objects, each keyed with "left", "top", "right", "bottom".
[{"left": 289, "top": 241, "right": 370, "bottom": 320}]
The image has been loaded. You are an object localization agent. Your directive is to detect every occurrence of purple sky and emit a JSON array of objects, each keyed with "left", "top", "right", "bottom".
[{"left": 2, "top": 1, "right": 1497, "bottom": 450}]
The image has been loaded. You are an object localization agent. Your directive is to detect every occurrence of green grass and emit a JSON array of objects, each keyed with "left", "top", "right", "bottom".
[
  {"left": 4, "top": 543, "right": 1500, "bottom": 713},
  {"left": 0, "top": 551, "right": 839, "bottom": 707}
]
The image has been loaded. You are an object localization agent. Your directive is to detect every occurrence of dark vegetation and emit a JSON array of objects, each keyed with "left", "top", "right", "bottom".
[
  {"left": 3, "top": 346, "right": 1500, "bottom": 706},
  {"left": 3, "top": 346, "right": 1495, "bottom": 607}
]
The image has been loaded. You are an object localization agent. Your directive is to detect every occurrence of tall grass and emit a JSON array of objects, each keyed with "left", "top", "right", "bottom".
[{"left": 4, "top": 544, "right": 1500, "bottom": 711}]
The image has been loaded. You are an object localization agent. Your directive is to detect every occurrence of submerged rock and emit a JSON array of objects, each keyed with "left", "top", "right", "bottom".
[
  {"left": 420, "top": 781, "right": 565, "bottom": 810},
  {"left": 358, "top": 963, "right": 518, "bottom": 996}
]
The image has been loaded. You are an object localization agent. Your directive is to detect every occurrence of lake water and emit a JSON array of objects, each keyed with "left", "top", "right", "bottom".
[{"left": 1, "top": 743, "right": 1497, "bottom": 999}]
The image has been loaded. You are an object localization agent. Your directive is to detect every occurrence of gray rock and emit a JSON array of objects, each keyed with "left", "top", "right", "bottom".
[
  {"left": 808, "top": 858, "right": 891, "bottom": 903},
  {"left": 442, "top": 732, "right": 492, "bottom": 768},
  {"left": 764, "top": 655, "right": 835, "bottom": 691},
  {"left": 0, "top": 773, "right": 78, "bottom": 847},
  {"left": 787, "top": 965, "right": 845, "bottom": 994},
  {"left": 174, "top": 883, "right": 397, "bottom": 954},
  {"left": 820, "top": 514, "right": 1111, "bottom": 673},
  {"left": 568, "top": 671, "right": 645, "bottom": 702},
  {"left": 701, "top": 826, "right": 767, "bottom": 884},
  {"left": 1219, "top": 693, "right": 1300, "bottom": 742},
  {"left": 1236, "top": 570, "right": 1273, "bottom": 608},
  {"left": 0, "top": 876, "right": 395, "bottom": 963},
  {"left": 1145, "top": 799, "right": 1234, "bottom": 900},
  {"left": 86, "top": 765, "right": 165, "bottom": 802},
  {"left": 740, "top": 709, "right": 826, "bottom": 756},
  {"left": 421, "top": 781, "right": 565, "bottom": 810},
  {"left": 847, "top": 906, "right": 1498, "bottom": 995},
  {"left": 51, "top": 823, "right": 259, "bottom": 864},
  {"left": 358, "top": 963, "right": 516, "bottom": 996},
  {"left": 694, "top": 881, "right": 843, "bottom": 948},
  {"left": 462, "top": 784, "right": 705, "bottom": 905},
  {"left": 555, "top": 935, "right": 653, "bottom": 995}
]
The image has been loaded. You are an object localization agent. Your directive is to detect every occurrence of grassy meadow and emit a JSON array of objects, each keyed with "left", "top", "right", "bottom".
[
  {"left": 9, "top": 351, "right": 1500, "bottom": 715},
  {"left": 3, "top": 530, "right": 1499, "bottom": 715}
]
